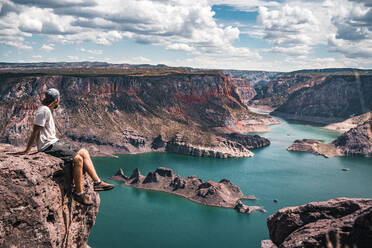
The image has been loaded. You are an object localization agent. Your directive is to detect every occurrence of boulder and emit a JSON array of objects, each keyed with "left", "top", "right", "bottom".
[{"left": 266, "top": 198, "right": 372, "bottom": 248}]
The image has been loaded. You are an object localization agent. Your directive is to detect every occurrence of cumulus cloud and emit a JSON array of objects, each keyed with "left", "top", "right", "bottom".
[
  {"left": 263, "top": 45, "right": 310, "bottom": 56},
  {"left": 41, "top": 43, "right": 54, "bottom": 51},
  {"left": 328, "top": 34, "right": 372, "bottom": 58},
  {"left": 0, "top": 0, "right": 258, "bottom": 59},
  {"left": 1, "top": 0, "right": 371, "bottom": 67},
  {"left": 208, "top": 0, "right": 280, "bottom": 11},
  {"left": 250, "top": 0, "right": 372, "bottom": 58},
  {"left": 80, "top": 47, "right": 103, "bottom": 55},
  {"left": 166, "top": 43, "right": 194, "bottom": 52},
  {"left": 67, "top": 55, "right": 79, "bottom": 61}
]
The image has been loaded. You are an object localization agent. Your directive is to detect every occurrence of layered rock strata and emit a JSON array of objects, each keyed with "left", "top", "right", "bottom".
[
  {"left": 262, "top": 198, "right": 372, "bottom": 248},
  {"left": 288, "top": 120, "right": 372, "bottom": 157},
  {"left": 0, "top": 143, "right": 100, "bottom": 248},
  {"left": 231, "top": 78, "right": 257, "bottom": 105},
  {"left": 271, "top": 74, "right": 372, "bottom": 123},
  {"left": 110, "top": 167, "right": 265, "bottom": 214},
  {"left": 0, "top": 69, "right": 275, "bottom": 158}
]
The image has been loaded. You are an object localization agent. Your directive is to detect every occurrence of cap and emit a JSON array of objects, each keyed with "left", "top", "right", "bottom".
[{"left": 45, "top": 88, "right": 60, "bottom": 103}]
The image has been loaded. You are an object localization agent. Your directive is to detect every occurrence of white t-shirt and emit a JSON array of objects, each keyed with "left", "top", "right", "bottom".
[{"left": 34, "top": 105, "right": 59, "bottom": 151}]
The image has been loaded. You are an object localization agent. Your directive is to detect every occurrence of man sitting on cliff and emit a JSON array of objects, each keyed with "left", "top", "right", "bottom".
[{"left": 20, "top": 88, "right": 115, "bottom": 206}]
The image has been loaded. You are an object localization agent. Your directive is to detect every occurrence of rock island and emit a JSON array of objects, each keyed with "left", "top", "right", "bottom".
[{"left": 110, "top": 167, "right": 266, "bottom": 214}]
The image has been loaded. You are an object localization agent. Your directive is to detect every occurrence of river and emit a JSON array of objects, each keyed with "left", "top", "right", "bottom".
[{"left": 88, "top": 113, "right": 372, "bottom": 248}]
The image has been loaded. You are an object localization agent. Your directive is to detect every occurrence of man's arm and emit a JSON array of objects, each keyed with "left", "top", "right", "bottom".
[{"left": 22, "top": 125, "right": 42, "bottom": 155}]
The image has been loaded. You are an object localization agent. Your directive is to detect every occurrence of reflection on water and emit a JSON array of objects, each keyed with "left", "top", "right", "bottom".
[{"left": 89, "top": 115, "right": 372, "bottom": 248}]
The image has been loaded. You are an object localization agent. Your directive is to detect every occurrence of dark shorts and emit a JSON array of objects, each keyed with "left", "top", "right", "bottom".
[{"left": 43, "top": 141, "right": 81, "bottom": 162}]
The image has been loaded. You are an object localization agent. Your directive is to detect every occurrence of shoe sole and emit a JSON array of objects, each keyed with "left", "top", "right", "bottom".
[{"left": 94, "top": 186, "right": 115, "bottom": 191}]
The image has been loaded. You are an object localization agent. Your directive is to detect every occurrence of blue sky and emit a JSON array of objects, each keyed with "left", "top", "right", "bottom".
[{"left": 0, "top": 0, "right": 371, "bottom": 71}]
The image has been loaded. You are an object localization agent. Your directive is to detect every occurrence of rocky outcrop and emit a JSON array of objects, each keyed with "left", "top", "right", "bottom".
[
  {"left": 110, "top": 167, "right": 265, "bottom": 214},
  {"left": 0, "top": 143, "right": 100, "bottom": 248},
  {"left": 288, "top": 120, "right": 372, "bottom": 157},
  {"left": 287, "top": 139, "right": 339, "bottom": 158},
  {"left": 224, "top": 133, "right": 270, "bottom": 149},
  {"left": 231, "top": 78, "right": 257, "bottom": 105},
  {"left": 0, "top": 69, "right": 275, "bottom": 158},
  {"left": 165, "top": 134, "right": 254, "bottom": 158},
  {"left": 263, "top": 198, "right": 372, "bottom": 248},
  {"left": 165, "top": 132, "right": 271, "bottom": 158},
  {"left": 151, "top": 135, "right": 165, "bottom": 150},
  {"left": 333, "top": 119, "right": 372, "bottom": 157},
  {"left": 324, "top": 111, "right": 372, "bottom": 133}
]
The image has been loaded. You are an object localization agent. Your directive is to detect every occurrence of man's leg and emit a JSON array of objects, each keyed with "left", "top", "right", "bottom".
[
  {"left": 72, "top": 154, "right": 84, "bottom": 193},
  {"left": 72, "top": 154, "right": 93, "bottom": 206},
  {"left": 77, "top": 148, "right": 100, "bottom": 182},
  {"left": 77, "top": 148, "right": 115, "bottom": 191}
]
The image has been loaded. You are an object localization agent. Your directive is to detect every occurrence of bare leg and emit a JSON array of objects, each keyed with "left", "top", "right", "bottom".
[
  {"left": 73, "top": 154, "right": 84, "bottom": 193},
  {"left": 77, "top": 148, "right": 100, "bottom": 182}
]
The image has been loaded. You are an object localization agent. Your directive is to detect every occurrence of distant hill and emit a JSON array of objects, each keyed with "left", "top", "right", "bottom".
[{"left": 291, "top": 68, "right": 372, "bottom": 74}]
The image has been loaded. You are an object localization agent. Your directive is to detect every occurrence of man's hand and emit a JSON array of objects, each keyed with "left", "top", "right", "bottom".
[
  {"left": 8, "top": 149, "right": 30, "bottom": 156},
  {"left": 21, "top": 125, "right": 42, "bottom": 155}
]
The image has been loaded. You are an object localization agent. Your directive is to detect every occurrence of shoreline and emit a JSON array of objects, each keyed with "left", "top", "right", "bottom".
[
  {"left": 270, "top": 111, "right": 346, "bottom": 126},
  {"left": 247, "top": 104, "right": 276, "bottom": 113}
]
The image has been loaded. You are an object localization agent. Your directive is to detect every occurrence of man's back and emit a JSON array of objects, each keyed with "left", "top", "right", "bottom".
[{"left": 34, "top": 105, "right": 59, "bottom": 151}]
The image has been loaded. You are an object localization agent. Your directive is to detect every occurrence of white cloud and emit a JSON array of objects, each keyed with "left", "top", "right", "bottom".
[
  {"left": 80, "top": 47, "right": 103, "bottom": 55},
  {"left": 126, "top": 56, "right": 151, "bottom": 64},
  {"left": 209, "top": 0, "right": 280, "bottom": 11},
  {"left": 67, "top": 55, "right": 79, "bottom": 61},
  {"left": 166, "top": 43, "right": 194, "bottom": 52},
  {"left": 250, "top": 0, "right": 372, "bottom": 59},
  {"left": 263, "top": 45, "right": 310, "bottom": 56},
  {"left": 328, "top": 34, "right": 372, "bottom": 58},
  {"left": 0, "top": 0, "right": 259, "bottom": 60},
  {"left": 41, "top": 43, "right": 54, "bottom": 51},
  {"left": 32, "top": 55, "right": 42, "bottom": 58},
  {"left": 1, "top": 0, "right": 371, "bottom": 68}
]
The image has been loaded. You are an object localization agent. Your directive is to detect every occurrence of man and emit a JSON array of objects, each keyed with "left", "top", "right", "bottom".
[{"left": 20, "top": 88, "right": 115, "bottom": 206}]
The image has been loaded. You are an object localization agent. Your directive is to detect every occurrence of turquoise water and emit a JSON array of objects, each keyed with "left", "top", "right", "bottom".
[{"left": 88, "top": 116, "right": 372, "bottom": 248}]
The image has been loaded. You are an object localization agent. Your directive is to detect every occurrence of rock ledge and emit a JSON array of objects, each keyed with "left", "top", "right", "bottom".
[{"left": 0, "top": 143, "right": 100, "bottom": 248}]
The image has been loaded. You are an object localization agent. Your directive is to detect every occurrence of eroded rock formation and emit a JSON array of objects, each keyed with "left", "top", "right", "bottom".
[
  {"left": 288, "top": 120, "right": 372, "bottom": 157},
  {"left": 231, "top": 78, "right": 257, "bottom": 105},
  {"left": 0, "top": 143, "right": 100, "bottom": 248},
  {"left": 110, "top": 167, "right": 265, "bottom": 214},
  {"left": 271, "top": 74, "right": 372, "bottom": 124},
  {"left": 262, "top": 198, "right": 372, "bottom": 248}
]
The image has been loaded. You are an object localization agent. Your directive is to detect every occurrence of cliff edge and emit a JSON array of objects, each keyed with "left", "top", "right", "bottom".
[
  {"left": 0, "top": 143, "right": 100, "bottom": 248},
  {"left": 261, "top": 198, "right": 372, "bottom": 248}
]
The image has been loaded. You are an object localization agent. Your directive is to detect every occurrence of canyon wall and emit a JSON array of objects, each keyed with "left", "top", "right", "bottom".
[
  {"left": 272, "top": 75, "right": 372, "bottom": 123},
  {"left": 231, "top": 78, "right": 257, "bottom": 105},
  {"left": 0, "top": 70, "right": 275, "bottom": 157}
]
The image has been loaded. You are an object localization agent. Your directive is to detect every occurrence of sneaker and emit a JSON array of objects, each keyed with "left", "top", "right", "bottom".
[
  {"left": 73, "top": 192, "right": 94, "bottom": 206},
  {"left": 94, "top": 180, "right": 115, "bottom": 191}
]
